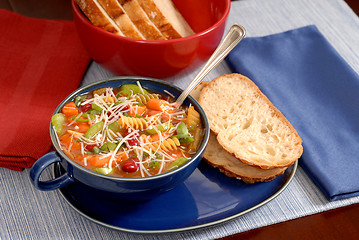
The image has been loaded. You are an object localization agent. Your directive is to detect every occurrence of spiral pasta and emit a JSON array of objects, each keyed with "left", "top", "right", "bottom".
[
  {"left": 118, "top": 116, "right": 148, "bottom": 129},
  {"left": 185, "top": 106, "right": 201, "bottom": 127},
  {"left": 132, "top": 93, "right": 159, "bottom": 104},
  {"left": 145, "top": 137, "right": 180, "bottom": 152},
  {"left": 56, "top": 84, "right": 205, "bottom": 178}
]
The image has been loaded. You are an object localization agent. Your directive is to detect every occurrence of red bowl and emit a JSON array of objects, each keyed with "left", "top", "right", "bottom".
[{"left": 71, "top": 0, "right": 231, "bottom": 78}]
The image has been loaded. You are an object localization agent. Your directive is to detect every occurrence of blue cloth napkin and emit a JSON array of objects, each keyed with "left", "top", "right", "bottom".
[{"left": 226, "top": 25, "right": 359, "bottom": 201}]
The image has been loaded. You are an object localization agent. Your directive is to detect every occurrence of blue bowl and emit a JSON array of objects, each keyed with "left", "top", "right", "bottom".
[{"left": 29, "top": 77, "right": 209, "bottom": 201}]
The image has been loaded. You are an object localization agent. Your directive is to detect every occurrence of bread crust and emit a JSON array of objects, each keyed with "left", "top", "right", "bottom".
[
  {"left": 137, "top": 0, "right": 194, "bottom": 39},
  {"left": 191, "top": 81, "right": 289, "bottom": 183},
  {"left": 199, "top": 74, "right": 303, "bottom": 169},
  {"left": 97, "top": 0, "right": 145, "bottom": 39},
  {"left": 203, "top": 132, "right": 287, "bottom": 184},
  {"left": 118, "top": 0, "right": 166, "bottom": 40},
  {"left": 75, "top": 0, "right": 124, "bottom": 36}
]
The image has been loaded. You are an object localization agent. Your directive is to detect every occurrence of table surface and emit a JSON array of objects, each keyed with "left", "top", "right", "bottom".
[{"left": 1, "top": 0, "right": 359, "bottom": 239}]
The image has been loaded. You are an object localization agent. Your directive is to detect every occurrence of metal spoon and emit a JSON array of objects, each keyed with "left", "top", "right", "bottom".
[{"left": 175, "top": 24, "right": 246, "bottom": 107}]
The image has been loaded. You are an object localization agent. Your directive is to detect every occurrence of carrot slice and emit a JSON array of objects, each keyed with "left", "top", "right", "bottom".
[
  {"left": 87, "top": 151, "right": 128, "bottom": 168},
  {"left": 62, "top": 102, "right": 79, "bottom": 117},
  {"left": 128, "top": 105, "right": 147, "bottom": 117},
  {"left": 87, "top": 156, "right": 111, "bottom": 168},
  {"left": 150, "top": 130, "right": 171, "bottom": 142},
  {"left": 146, "top": 99, "right": 171, "bottom": 112},
  {"left": 59, "top": 133, "right": 81, "bottom": 150},
  {"left": 77, "top": 123, "right": 90, "bottom": 133}
]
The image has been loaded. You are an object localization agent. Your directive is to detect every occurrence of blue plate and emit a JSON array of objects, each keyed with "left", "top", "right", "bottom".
[{"left": 54, "top": 160, "right": 297, "bottom": 233}]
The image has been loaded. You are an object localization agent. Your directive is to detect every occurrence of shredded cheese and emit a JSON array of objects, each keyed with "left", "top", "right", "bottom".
[{"left": 55, "top": 86, "right": 198, "bottom": 177}]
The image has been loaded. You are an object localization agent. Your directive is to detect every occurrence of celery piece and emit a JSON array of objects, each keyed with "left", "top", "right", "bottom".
[
  {"left": 167, "top": 157, "right": 189, "bottom": 171},
  {"left": 118, "top": 90, "right": 132, "bottom": 97},
  {"left": 119, "top": 84, "right": 149, "bottom": 96},
  {"left": 91, "top": 103, "right": 103, "bottom": 112},
  {"left": 92, "top": 146, "right": 100, "bottom": 154},
  {"left": 51, "top": 113, "right": 66, "bottom": 135},
  {"left": 176, "top": 122, "right": 189, "bottom": 135},
  {"left": 84, "top": 121, "right": 104, "bottom": 139},
  {"left": 74, "top": 95, "right": 85, "bottom": 107},
  {"left": 70, "top": 113, "right": 95, "bottom": 122},
  {"left": 135, "top": 114, "right": 145, "bottom": 118},
  {"left": 174, "top": 122, "right": 194, "bottom": 143},
  {"left": 147, "top": 160, "right": 160, "bottom": 168},
  {"left": 88, "top": 109, "right": 102, "bottom": 115},
  {"left": 92, "top": 167, "right": 113, "bottom": 175},
  {"left": 100, "top": 141, "right": 117, "bottom": 153},
  {"left": 146, "top": 122, "right": 173, "bottom": 135},
  {"left": 174, "top": 134, "right": 194, "bottom": 143},
  {"left": 108, "top": 121, "right": 122, "bottom": 133}
]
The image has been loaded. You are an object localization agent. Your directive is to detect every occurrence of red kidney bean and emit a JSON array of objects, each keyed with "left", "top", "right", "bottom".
[
  {"left": 121, "top": 158, "right": 139, "bottom": 173},
  {"left": 127, "top": 137, "right": 140, "bottom": 146},
  {"left": 81, "top": 103, "right": 92, "bottom": 112}
]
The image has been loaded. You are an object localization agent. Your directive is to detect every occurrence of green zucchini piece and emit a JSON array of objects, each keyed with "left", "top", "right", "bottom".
[
  {"left": 108, "top": 121, "right": 122, "bottom": 132},
  {"left": 167, "top": 157, "right": 189, "bottom": 171},
  {"left": 119, "top": 84, "right": 149, "bottom": 97},
  {"left": 176, "top": 122, "right": 189, "bottom": 135},
  {"left": 91, "top": 103, "right": 103, "bottom": 112},
  {"left": 92, "top": 167, "right": 113, "bottom": 175},
  {"left": 84, "top": 121, "right": 104, "bottom": 139},
  {"left": 51, "top": 113, "right": 66, "bottom": 135},
  {"left": 173, "top": 134, "right": 195, "bottom": 143},
  {"left": 100, "top": 141, "right": 118, "bottom": 153},
  {"left": 174, "top": 122, "right": 194, "bottom": 143},
  {"left": 146, "top": 122, "right": 173, "bottom": 135}
]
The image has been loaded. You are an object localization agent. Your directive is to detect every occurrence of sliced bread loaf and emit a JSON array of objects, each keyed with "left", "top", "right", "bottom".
[
  {"left": 137, "top": 0, "right": 195, "bottom": 39},
  {"left": 97, "top": 0, "right": 145, "bottom": 39},
  {"left": 117, "top": 0, "right": 166, "bottom": 40},
  {"left": 199, "top": 74, "right": 303, "bottom": 169},
  {"left": 191, "top": 82, "right": 287, "bottom": 183},
  {"left": 75, "top": 0, "right": 124, "bottom": 36}
]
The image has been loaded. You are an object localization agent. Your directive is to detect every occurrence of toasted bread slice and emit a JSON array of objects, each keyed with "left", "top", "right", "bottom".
[
  {"left": 75, "top": 0, "right": 124, "bottom": 36},
  {"left": 137, "top": 0, "right": 195, "bottom": 39},
  {"left": 191, "top": 82, "right": 287, "bottom": 183},
  {"left": 118, "top": 0, "right": 166, "bottom": 40},
  {"left": 199, "top": 74, "right": 303, "bottom": 169},
  {"left": 97, "top": 0, "right": 145, "bottom": 39}
]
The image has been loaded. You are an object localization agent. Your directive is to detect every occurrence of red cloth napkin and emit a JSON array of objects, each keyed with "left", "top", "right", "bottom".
[{"left": 0, "top": 10, "right": 90, "bottom": 171}]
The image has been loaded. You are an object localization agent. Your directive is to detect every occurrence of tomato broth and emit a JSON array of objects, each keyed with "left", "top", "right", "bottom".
[{"left": 52, "top": 83, "right": 204, "bottom": 178}]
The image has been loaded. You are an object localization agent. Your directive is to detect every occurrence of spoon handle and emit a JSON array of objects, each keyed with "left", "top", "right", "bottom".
[{"left": 175, "top": 24, "right": 246, "bottom": 107}]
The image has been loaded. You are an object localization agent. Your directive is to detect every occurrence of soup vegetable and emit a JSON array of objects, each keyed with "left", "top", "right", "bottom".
[{"left": 52, "top": 83, "right": 204, "bottom": 178}]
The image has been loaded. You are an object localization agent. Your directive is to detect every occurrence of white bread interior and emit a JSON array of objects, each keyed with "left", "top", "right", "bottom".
[
  {"left": 199, "top": 74, "right": 303, "bottom": 169},
  {"left": 76, "top": 0, "right": 195, "bottom": 40},
  {"left": 137, "top": 0, "right": 195, "bottom": 39},
  {"left": 191, "top": 82, "right": 288, "bottom": 183},
  {"left": 97, "top": 0, "right": 145, "bottom": 39},
  {"left": 117, "top": 0, "right": 166, "bottom": 40},
  {"left": 75, "top": 0, "right": 124, "bottom": 36}
]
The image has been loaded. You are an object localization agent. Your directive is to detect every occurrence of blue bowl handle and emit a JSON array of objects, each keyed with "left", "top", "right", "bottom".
[{"left": 29, "top": 151, "right": 74, "bottom": 191}]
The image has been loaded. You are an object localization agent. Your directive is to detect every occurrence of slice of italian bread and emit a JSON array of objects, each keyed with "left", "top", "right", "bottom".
[
  {"left": 204, "top": 133, "right": 287, "bottom": 183},
  {"left": 97, "top": 0, "right": 145, "bottom": 39},
  {"left": 191, "top": 82, "right": 287, "bottom": 183},
  {"left": 118, "top": 0, "right": 166, "bottom": 40},
  {"left": 199, "top": 74, "right": 303, "bottom": 169},
  {"left": 137, "top": 0, "right": 195, "bottom": 39},
  {"left": 75, "top": 0, "right": 124, "bottom": 36}
]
